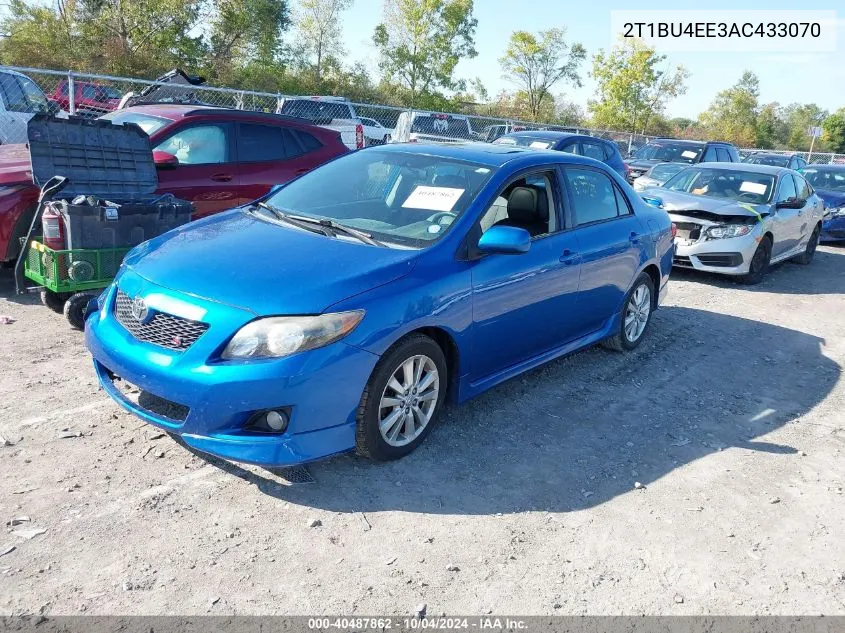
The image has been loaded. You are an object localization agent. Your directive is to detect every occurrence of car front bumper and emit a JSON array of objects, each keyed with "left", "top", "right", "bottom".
[
  {"left": 85, "top": 275, "right": 379, "bottom": 467},
  {"left": 670, "top": 215, "right": 759, "bottom": 275},
  {"left": 821, "top": 215, "right": 845, "bottom": 242}
]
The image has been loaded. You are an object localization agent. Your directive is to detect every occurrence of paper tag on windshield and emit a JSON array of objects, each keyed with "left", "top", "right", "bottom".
[
  {"left": 681, "top": 150, "right": 698, "bottom": 159},
  {"left": 402, "top": 186, "right": 464, "bottom": 212},
  {"left": 740, "top": 181, "right": 767, "bottom": 195},
  {"left": 530, "top": 141, "right": 551, "bottom": 149}
]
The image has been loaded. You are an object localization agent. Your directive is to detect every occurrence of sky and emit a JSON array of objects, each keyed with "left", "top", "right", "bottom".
[{"left": 339, "top": 0, "right": 845, "bottom": 119}]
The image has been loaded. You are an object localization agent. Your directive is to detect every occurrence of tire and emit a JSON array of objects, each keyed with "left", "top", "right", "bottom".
[
  {"left": 355, "top": 333, "right": 447, "bottom": 461},
  {"left": 63, "top": 291, "right": 97, "bottom": 330},
  {"left": 738, "top": 237, "right": 772, "bottom": 285},
  {"left": 40, "top": 289, "right": 69, "bottom": 313},
  {"left": 793, "top": 224, "right": 820, "bottom": 265},
  {"left": 602, "top": 272, "right": 655, "bottom": 352}
]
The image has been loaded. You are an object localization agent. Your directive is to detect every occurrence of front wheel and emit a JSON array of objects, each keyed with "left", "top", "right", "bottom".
[
  {"left": 40, "top": 289, "right": 69, "bottom": 313},
  {"left": 602, "top": 273, "right": 655, "bottom": 352},
  {"left": 793, "top": 224, "right": 820, "bottom": 265},
  {"left": 64, "top": 291, "right": 97, "bottom": 330},
  {"left": 355, "top": 334, "right": 447, "bottom": 461},
  {"left": 739, "top": 237, "right": 772, "bottom": 284}
]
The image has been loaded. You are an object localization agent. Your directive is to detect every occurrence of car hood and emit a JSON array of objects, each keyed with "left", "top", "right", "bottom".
[
  {"left": 815, "top": 189, "right": 845, "bottom": 209},
  {"left": 0, "top": 144, "right": 33, "bottom": 186},
  {"left": 123, "top": 209, "right": 419, "bottom": 315},
  {"left": 625, "top": 159, "right": 663, "bottom": 170},
  {"left": 641, "top": 188, "right": 771, "bottom": 218}
]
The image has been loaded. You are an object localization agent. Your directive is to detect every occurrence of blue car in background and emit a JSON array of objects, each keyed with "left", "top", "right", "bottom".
[
  {"left": 493, "top": 131, "right": 629, "bottom": 179},
  {"left": 85, "top": 144, "right": 674, "bottom": 467},
  {"left": 800, "top": 165, "right": 845, "bottom": 242}
]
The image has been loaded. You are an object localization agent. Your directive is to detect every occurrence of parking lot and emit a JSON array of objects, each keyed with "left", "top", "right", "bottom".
[{"left": 1, "top": 247, "right": 844, "bottom": 616}]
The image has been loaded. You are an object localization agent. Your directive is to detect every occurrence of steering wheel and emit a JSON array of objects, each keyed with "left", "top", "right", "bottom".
[
  {"left": 737, "top": 192, "right": 759, "bottom": 202},
  {"left": 426, "top": 212, "right": 457, "bottom": 226}
]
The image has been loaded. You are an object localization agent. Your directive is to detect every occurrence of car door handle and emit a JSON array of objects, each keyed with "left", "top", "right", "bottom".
[
  {"left": 211, "top": 173, "right": 233, "bottom": 182},
  {"left": 559, "top": 249, "right": 579, "bottom": 265}
]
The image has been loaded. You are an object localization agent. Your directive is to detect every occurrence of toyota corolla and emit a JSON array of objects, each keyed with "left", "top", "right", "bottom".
[{"left": 85, "top": 144, "right": 673, "bottom": 466}]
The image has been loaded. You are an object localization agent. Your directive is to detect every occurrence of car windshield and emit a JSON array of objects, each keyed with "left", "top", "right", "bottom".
[
  {"left": 650, "top": 163, "right": 686, "bottom": 182},
  {"left": 745, "top": 154, "right": 790, "bottom": 167},
  {"left": 494, "top": 135, "right": 558, "bottom": 149},
  {"left": 663, "top": 167, "right": 775, "bottom": 204},
  {"left": 279, "top": 100, "right": 353, "bottom": 123},
  {"left": 633, "top": 142, "right": 703, "bottom": 164},
  {"left": 259, "top": 150, "right": 495, "bottom": 248},
  {"left": 410, "top": 115, "right": 471, "bottom": 138},
  {"left": 99, "top": 110, "right": 171, "bottom": 135},
  {"left": 800, "top": 168, "right": 845, "bottom": 192}
]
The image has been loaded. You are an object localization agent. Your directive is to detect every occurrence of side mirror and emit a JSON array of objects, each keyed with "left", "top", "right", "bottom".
[
  {"left": 776, "top": 198, "right": 804, "bottom": 210},
  {"left": 153, "top": 150, "right": 179, "bottom": 169},
  {"left": 477, "top": 225, "right": 531, "bottom": 255}
]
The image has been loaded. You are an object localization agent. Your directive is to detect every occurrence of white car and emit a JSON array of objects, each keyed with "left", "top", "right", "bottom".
[
  {"left": 277, "top": 96, "right": 365, "bottom": 150},
  {"left": 633, "top": 162, "right": 687, "bottom": 192},
  {"left": 392, "top": 110, "right": 473, "bottom": 145},
  {"left": 643, "top": 163, "right": 826, "bottom": 284},
  {"left": 0, "top": 69, "right": 66, "bottom": 144},
  {"left": 360, "top": 117, "right": 391, "bottom": 145}
]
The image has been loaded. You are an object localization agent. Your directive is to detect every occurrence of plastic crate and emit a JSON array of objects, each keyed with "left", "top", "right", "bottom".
[{"left": 24, "top": 239, "right": 129, "bottom": 293}]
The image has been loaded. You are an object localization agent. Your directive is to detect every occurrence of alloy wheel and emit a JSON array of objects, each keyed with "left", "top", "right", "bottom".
[
  {"left": 378, "top": 355, "right": 440, "bottom": 447},
  {"left": 624, "top": 284, "right": 651, "bottom": 343}
]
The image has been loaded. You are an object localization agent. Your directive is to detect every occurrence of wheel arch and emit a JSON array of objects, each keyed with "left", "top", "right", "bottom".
[{"left": 382, "top": 325, "right": 461, "bottom": 404}]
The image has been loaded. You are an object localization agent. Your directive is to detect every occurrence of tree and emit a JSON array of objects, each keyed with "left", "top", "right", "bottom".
[
  {"left": 373, "top": 0, "right": 477, "bottom": 107},
  {"left": 822, "top": 108, "right": 845, "bottom": 154},
  {"left": 588, "top": 38, "right": 687, "bottom": 135},
  {"left": 499, "top": 28, "right": 585, "bottom": 121},
  {"left": 294, "top": 0, "right": 353, "bottom": 84},
  {"left": 698, "top": 71, "right": 760, "bottom": 147},
  {"left": 780, "top": 103, "right": 829, "bottom": 151},
  {"left": 209, "top": 0, "right": 290, "bottom": 80}
]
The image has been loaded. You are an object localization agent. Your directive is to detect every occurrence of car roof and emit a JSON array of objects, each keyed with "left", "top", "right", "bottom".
[
  {"left": 749, "top": 152, "right": 797, "bottom": 158},
  {"left": 121, "top": 104, "right": 312, "bottom": 126},
  {"left": 0, "top": 68, "right": 30, "bottom": 80},
  {"left": 370, "top": 142, "right": 606, "bottom": 169},
  {"left": 696, "top": 161, "right": 787, "bottom": 176},
  {"left": 501, "top": 130, "right": 591, "bottom": 142}
]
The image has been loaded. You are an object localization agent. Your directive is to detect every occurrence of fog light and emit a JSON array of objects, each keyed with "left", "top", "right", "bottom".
[{"left": 265, "top": 410, "right": 288, "bottom": 431}]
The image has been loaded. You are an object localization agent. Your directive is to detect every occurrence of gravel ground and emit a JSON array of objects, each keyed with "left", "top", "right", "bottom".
[{"left": 1, "top": 247, "right": 844, "bottom": 616}]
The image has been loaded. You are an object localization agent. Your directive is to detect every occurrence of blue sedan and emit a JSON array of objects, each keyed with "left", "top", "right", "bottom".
[
  {"left": 85, "top": 144, "right": 674, "bottom": 466},
  {"left": 493, "top": 130, "right": 629, "bottom": 178},
  {"left": 800, "top": 165, "right": 845, "bottom": 242}
]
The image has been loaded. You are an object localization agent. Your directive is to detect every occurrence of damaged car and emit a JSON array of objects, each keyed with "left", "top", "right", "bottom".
[
  {"left": 641, "top": 163, "right": 825, "bottom": 284},
  {"left": 799, "top": 165, "right": 845, "bottom": 242}
]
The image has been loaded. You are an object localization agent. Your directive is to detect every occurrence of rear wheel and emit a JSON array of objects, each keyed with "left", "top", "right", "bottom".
[
  {"left": 602, "top": 273, "right": 655, "bottom": 352},
  {"left": 40, "top": 289, "right": 69, "bottom": 313},
  {"left": 355, "top": 334, "right": 447, "bottom": 461},
  {"left": 739, "top": 237, "right": 772, "bottom": 284},
  {"left": 63, "top": 291, "right": 97, "bottom": 330},
  {"left": 793, "top": 224, "right": 820, "bottom": 265}
]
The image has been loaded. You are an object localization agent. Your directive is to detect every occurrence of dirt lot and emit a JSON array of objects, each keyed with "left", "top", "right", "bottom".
[{"left": 1, "top": 247, "right": 844, "bottom": 616}]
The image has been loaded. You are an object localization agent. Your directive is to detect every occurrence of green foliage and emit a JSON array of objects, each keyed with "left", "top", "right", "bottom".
[
  {"left": 373, "top": 0, "right": 477, "bottom": 107},
  {"left": 822, "top": 109, "right": 845, "bottom": 154},
  {"left": 499, "top": 28, "right": 585, "bottom": 121},
  {"left": 588, "top": 38, "right": 687, "bottom": 135},
  {"left": 294, "top": 0, "right": 353, "bottom": 83},
  {"left": 698, "top": 70, "right": 760, "bottom": 147}
]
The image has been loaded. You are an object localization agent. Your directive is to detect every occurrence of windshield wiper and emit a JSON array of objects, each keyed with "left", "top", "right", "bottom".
[
  {"left": 254, "top": 202, "right": 333, "bottom": 237},
  {"left": 286, "top": 215, "right": 386, "bottom": 247}
]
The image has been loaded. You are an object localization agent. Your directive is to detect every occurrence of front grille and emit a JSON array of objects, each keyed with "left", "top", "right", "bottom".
[
  {"left": 114, "top": 290, "right": 209, "bottom": 351},
  {"left": 697, "top": 253, "right": 743, "bottom": 268},
  {"left": 673, "top": 255, "right": 693, "bottom": 268},
  {"left": 674, "top": 222, "right": 702, "bottom": 242}
]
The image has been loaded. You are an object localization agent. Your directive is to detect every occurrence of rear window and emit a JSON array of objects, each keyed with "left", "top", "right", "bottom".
[
  {"left": 279, "top": 100, "right": 354, "bottom": 124},
  {"left": 634, "top": 142, "right": 703, "bottom": 164},
  {"left": 493, "top": 135, "right": 557, "bottom": 149},
  {"left": 410, "top": 115, "right": 471, "bottom": 138}
]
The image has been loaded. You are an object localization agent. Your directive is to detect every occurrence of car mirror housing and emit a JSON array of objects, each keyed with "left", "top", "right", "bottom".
[
  {"left": 477, "top": 225, "right": 531, "bottom": 255},
  {"left": 153, "top": 150, "right": 179, "bottom": 169},
  {"left": 776, "top": 198, "right": 804, "bottom": 210}
]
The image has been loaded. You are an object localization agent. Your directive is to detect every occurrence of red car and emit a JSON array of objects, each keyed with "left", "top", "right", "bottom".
[
  {"left": 48, "top": 80, "right": 123, "bottom": 115},
  {"left": 0, "top": 104, "right": 350, "bottom": 264}
]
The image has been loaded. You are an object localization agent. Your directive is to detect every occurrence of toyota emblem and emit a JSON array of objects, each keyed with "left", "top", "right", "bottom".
[{"left": 130, "top": 296, "right": 149, "bottom": 323}]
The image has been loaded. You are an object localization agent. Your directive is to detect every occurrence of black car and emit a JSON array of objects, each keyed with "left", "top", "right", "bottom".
[
  {"left": 743, "top": 152, "right": 808, "bottom": 170},
  {"left": 625, "top": 139, "right": 740, "bottom": 183},
  {"left": 493, "top": 131, "right": 628, "bottom": 178}
]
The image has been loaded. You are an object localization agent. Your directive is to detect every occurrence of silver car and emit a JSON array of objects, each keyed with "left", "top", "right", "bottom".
[
  {"left": 641, "top": 163, "right": 825, "bottom": 284},
  {"left": 633, "top": 162, "right": 687, "bottom": 192}
]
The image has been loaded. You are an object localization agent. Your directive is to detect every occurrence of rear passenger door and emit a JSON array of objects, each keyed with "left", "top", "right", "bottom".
[
  {"left": 562, "top": 166, "right": 646, "bottom": 334},
  {"left": 235, "top": 122, "right": 327, "bottom": 205},
  {"left": 152, "top": 121, "right": 240, "bottom": 219}
]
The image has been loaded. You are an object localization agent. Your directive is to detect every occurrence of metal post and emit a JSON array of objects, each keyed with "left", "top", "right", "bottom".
[
  {"left": 67, "top": 71, "right": 75, "bottom": 116},
  {"left": 808, "top": 134, "right": 816, "bottom": 163}
]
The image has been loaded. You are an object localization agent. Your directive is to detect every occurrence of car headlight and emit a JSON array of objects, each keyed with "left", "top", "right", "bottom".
[
  {"left": 222, "top": 311, "right": 365, "bottom": 360},
  {"left": 705, "top": 224, "right": 754, "bottom": 240}
]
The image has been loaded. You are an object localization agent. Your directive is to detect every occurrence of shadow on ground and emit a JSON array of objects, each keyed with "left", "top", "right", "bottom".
[
  {"left": 178, "top": 304, "right": 840, "bottom": 515},
  {"left": 670, "top": 245, "right": 845, "bottom": 295}
]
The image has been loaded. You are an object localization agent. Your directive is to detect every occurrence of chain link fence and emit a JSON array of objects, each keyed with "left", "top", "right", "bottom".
[{"left": 2, "top": 65, "right": 844, "bottom": 164}]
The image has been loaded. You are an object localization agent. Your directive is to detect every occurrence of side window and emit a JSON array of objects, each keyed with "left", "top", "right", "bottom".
[
  {"left": 560, "top": 142, "right": 580, "bottom": 155},
  {"left": 478, "top": 170, "right": 558, "bottom": 238},
  {"left": 715, "top": 147, "right": 731, "bottom": 162},
  {"left": 238, "top": 123, "right": 297, "bottom": 162},
  {"left": 0, "top": 74, "right": 30, "bottom": 113},
  {"left": 702, "top": 146, "right": 718, "bottom": 162},
  {"left": 81, "top": 85, "right": 97, "bottom": 99},
  {"left": 581, "top": 141, "right": 606, "bottom": 161},
  {"left": 565, "top": 167, "right": 627, "bottom": 226},
  {"left": 776, "top": 173, "right": 797, "bottom": 202},
  {"left": 60, "top": 82, "right": 69, "bottom": 96},
  {"left": 155, "top": 124, "right": 229, "bottom": 165},
  {"left": 793, "top": 174, "right": 811, "bottom": 200},
  {"left": 294, "top": 130, "right": 323, "bottom": 153},
  {"left": 728, "top": 146, "right": 740, "bottom": 162}
]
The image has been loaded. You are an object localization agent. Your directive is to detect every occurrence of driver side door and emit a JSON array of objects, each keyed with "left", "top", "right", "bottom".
[{"left": 771, "top": 173, "right": 800, "bottom": 256}]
